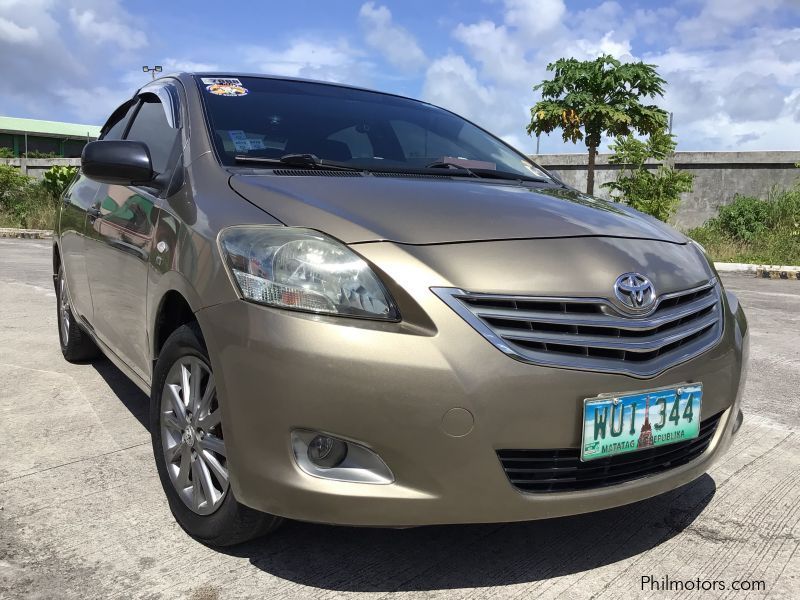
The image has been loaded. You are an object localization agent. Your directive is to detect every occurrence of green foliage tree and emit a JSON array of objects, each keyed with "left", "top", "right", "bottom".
[
  {"left": 528, "top": 54, "right": 668, "bottom": 195},
  {"left": 601, "top": 129, "right": 694, "bottom": 222},
  {"left": 42, "top": 165, "right": 79, "bottom": 200}
]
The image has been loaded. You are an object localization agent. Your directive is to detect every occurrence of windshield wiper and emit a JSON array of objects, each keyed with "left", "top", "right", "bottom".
[
  {"left": 425, "top": 160, "right": 550, "bottom": 184},
  {"left": 469, "top": 168, "right": 551, "bottom": 184},
  {"left": 425, "top": 161, "right": 480, "bottom": 178},
  {"left": 234, "top": 153, "right": 363, "bottom": 172}
]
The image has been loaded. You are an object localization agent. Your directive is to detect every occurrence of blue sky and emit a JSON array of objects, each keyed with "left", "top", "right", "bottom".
[{"left": 2, "top": 0, "right": 799, "bottom": 154}]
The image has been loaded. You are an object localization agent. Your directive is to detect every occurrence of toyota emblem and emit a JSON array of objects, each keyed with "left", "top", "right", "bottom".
[{"left": 614, "top": 273, "right": 656, "bottom": 311}]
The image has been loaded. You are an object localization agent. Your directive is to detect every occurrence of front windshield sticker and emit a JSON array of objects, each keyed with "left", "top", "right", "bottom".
[
  {"left": 227, "top": 130, "right": 265, "bottom": 152},
  {"left": 202, "top": 78, "right": 248, "bottom": 96},
  {"left": 206, "top": 83, "right": 248, "bottom": 96},
  {"left": 201, "top": 77, "right": 243, "bottom": 86}
]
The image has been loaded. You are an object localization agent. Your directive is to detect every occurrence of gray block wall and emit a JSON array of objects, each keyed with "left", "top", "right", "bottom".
[
  {"left": 0, "top": 158, "right": 81, "bottom": 181},
  {"left": 531, "top": 151, "right": 800, "bottom": 229},
  {"left": 3, "top": 154, "right": 798, "bottom": 231}
]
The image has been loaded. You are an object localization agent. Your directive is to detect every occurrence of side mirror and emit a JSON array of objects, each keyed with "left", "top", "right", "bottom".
[{"left": 81, "top": 140, "right": 155, "bottom": 186}]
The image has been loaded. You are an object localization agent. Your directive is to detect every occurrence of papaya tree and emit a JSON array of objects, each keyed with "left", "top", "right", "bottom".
[{"left": 528, "top": 54, "right": 668, "bottom": 195}]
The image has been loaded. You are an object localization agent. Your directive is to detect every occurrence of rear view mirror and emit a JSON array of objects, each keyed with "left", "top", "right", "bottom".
[{"left": 81, "top": 140, "right": 154, "bottom": 186}]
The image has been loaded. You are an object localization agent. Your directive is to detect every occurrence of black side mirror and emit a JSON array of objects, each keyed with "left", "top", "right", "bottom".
[{"left": 81, "top": 140, "right": 155, "bottom": 186}]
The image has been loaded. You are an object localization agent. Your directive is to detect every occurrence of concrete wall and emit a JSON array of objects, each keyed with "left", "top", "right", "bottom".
[
  {"left": 0, "top": 158, "right": 81, "bottom": 181},
  {"left": 4, "top": 153, "right": 798, "bottom": 231},
  {"left": 531, "top": 151, "right": 800, "bottom": 229}
]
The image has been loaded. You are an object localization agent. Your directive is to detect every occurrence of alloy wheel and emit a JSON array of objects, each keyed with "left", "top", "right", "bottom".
[
  {"left": 58, "top": 272, "right": 70, "bottom": 345},
  {"left": 160, "top": 356, "right": 228, "bottom": 515}
]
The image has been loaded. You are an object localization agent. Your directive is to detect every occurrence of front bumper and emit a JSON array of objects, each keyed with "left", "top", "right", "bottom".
[{"left": 196, "top": 275, "right": 748, "bottom": 527}]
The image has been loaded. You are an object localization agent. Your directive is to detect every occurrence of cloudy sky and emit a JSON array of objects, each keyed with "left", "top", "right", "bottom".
[{"left": 1, "top": 0, "right": 799, "bottom": 154}]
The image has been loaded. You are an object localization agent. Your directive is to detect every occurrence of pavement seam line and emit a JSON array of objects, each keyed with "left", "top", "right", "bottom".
[{"left": 0, "top": 441, "right": 150, "bottom": 485}]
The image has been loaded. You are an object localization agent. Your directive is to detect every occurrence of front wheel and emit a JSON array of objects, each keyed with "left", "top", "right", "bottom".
[{"left": 150, "top": 322, "right": 282, "bottom": 546}]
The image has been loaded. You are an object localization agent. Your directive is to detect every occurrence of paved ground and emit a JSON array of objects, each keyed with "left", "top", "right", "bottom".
[{"left": 1, "top": 237, "right": 798, "bottom": 600}]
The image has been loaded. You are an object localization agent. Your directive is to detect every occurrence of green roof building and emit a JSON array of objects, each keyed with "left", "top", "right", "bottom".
[{"left": 0, "top": 116, "right": 101, "bottom": 158}]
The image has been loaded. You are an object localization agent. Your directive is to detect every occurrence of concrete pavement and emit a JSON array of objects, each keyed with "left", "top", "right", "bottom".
[{"left": 1, "top": 237, "right": 798, "bottom": 599}]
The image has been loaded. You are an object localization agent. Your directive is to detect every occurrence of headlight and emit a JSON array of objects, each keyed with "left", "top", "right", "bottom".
[{"left": 218, "top": 226, "right": 398, "bottom": 320}]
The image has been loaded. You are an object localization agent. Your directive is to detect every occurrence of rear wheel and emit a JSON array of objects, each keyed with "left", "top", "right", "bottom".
[
  {"left": 56, "top": 266, "right": 99, "bottom": 362},
  {"left": 150, "top": 323, "right": 282, "bottom": 546}
]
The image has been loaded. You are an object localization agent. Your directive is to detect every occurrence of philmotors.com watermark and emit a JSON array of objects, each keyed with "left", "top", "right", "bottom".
[{"left": 642, "top": 575, "right": 766, "bottom": 593}]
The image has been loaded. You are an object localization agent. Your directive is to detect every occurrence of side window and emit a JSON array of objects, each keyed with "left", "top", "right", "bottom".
[
  {"left": 100, "top": 101, "right": 137, "bottom": 141},
  {"left": 124, "top": 97, "right": 179, "bottom": 174}
]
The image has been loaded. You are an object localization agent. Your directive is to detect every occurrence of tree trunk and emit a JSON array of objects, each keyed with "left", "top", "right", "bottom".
[{"left": 586, "top": 145, "right": 596, "bottom": 195}]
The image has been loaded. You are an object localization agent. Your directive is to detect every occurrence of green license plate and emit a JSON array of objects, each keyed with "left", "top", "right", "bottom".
[{"left": 581, "top": 384, "right": 702, "bottom": 461}]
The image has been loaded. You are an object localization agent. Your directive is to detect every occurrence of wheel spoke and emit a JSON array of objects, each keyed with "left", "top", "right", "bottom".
[
  {"left": 180, "top": 364, "right": 191, "bottom": 408},
  {"left": 197, "top": 373, "right": 215, "bottom": 420},
  {"left": 196, "top": 455, "right": 218, "bottom": 505},
  {"left": 163, "top": 412, "right": 183, "bottom": 432},
  {"left": 201, "top": 450, "right": 228, "bottom": 487},
  {"left": 177, "top": 446, "right": 191, "bottom": 486},
  {"left": 165, "top": 440, "right": 183, "bottom": 463},
  {"left": 190, "top": 360, "right": 202, "bottom": 415},
  {"left": 200, "top": 434, "right": 226, "bottom": 457},
  {"left": 198, "top": 408, "right": 220, "bottom": 431},
  {"left": 191, "top": 460, "right": 202, "bottom": 510},
  {"left": 167, "top": 384, "right": 188, "bottom": 427}
]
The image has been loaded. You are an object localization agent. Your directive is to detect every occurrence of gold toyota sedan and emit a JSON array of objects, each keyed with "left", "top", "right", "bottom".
[{"left": 54, "top": 73, "right": 748, "bottom": 546}]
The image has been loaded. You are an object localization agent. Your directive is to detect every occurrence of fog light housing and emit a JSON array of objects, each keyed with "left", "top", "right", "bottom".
[
  {"left": 308, "top": 435, "right": 348, "bottom": 468},
  {"left": 291, "top": 430, "right": 394, "bottom": 484}
]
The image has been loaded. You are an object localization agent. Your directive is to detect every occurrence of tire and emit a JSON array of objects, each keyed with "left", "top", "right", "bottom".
[
  {"left": 56, "top": 266, "right": 100, "bottom": 362},
  {"left": 150, "top": 322, "right": 282, "bottom": 546}
]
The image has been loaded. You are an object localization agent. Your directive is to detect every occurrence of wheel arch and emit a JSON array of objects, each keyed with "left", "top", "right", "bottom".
[{"left": 152, "top": 289, "right": 198, "bottom": 362}]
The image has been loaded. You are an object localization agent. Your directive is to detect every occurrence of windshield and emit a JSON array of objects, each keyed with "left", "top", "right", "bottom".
[{"left": 197, "top": 75, "right": 550, "bottom": 179}]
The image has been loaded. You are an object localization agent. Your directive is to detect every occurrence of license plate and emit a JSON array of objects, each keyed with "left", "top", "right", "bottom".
[{"left": 581, "top": 384, "right": 702, "bottom": 461}]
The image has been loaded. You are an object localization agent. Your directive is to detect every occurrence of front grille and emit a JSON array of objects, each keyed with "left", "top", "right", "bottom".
[
  {"left": 432, "top": 280, "right": 723, "bottom": 377},
  {"left": 497, "top": 411, "right": 722, "bottom": 493}
]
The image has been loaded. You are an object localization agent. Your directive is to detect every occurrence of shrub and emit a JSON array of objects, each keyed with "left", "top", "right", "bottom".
[
  {"left": 42, "top": 165, "right": 78, "bottom": 200},
  {"left": 0, "top": 164, "right": 58, "bottom": 229},
  {"left": 0, "top": 148, "right": 14, "bottom": 158},
  {"left": 602, "top": 129, "right": 694, "bottom": 222},
  {"left": 687, "top": 186, "right": 800, "bottom": 265},
  {"left": 24, "top": 150, "right": 59, "bottom": 158},
  {"left": 714, "top": 195, "right": 769, "bottom": 241}
]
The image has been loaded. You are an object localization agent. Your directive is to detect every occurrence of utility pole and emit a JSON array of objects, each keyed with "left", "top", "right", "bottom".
[
  {"left": 142, "top": 65, "right": 163, "bottom": 80},
  {"left": 536, "top": 133, "right": 541, "bottom": 155}
]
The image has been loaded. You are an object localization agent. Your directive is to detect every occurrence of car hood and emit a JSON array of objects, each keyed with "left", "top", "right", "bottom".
[{"left": 230, "top": 174, "right": 687, "bottom": 245}]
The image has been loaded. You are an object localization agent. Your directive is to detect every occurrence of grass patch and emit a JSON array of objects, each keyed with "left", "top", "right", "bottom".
[
  {"left": 687, "top": 188, "right": 800, "bottom": 265},
  {"left": 0, "top": 181, "right": 58, "bottom": 229},
  {"left": 0, "top": 164, "right": 59, "bottom": 230}
]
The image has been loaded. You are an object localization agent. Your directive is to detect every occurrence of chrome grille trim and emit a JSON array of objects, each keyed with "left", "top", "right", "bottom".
[{"left": 432, "top": 279, "right": 723, "bottom": 377}]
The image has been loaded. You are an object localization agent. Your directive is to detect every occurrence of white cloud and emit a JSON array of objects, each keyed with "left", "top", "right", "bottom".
[
  {"left": 55, "top": 85, "right": 130, "bottom": 124},
  {"left": 422, "top": 54, "right": 494, "bottom": 121},
  {"left": 503, "top": 0, "right": 565, "bottom": 37},
  {"left": 560, "top": 31, "right": 634, "bottom": 62},
  {"left": 161, "top": 58, "right": 221, "bottom": 73},
  {"left": 68, "top": 7, "right": 147, "bottom": 50},
  {"left": 453, "top": 20, "right": 531, "bottom": 85},
  {"left": 677, "top": 0, "right": 783, "bottom": 46},
  {"left": 243, "top": 39, "right": 370, "bottom": 85},
  {"left": 359, "top": 2, "right": 426, "bottom": 72},
  {"left": 0, "top": 16, "right": 39, "bottom": 44}
]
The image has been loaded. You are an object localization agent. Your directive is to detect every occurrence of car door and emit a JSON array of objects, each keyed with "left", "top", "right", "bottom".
[
  {"left": 58, "top": 100, "right": 136, "bottom": 324},
  {"left": 59, "top": 173, "right": 100, "bottom": 323},
  {"left": 84, "top": 90, "right": 182, "bottom": 382}
]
